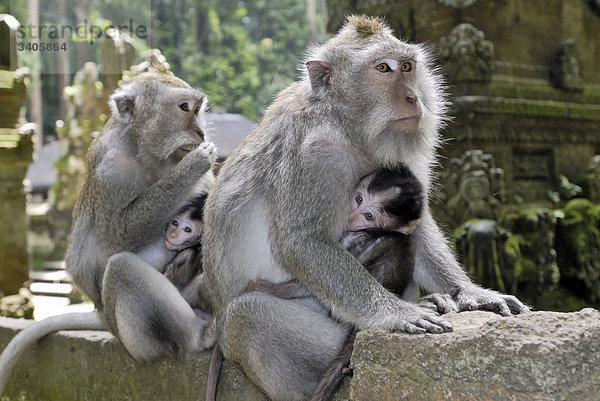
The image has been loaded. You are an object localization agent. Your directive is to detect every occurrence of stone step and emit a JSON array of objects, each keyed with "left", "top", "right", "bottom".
[
  {"left": 28, "top": 269, "right": 70, "bottom": 283},
  {"left": 28, "top": 282, "right": 73, "bottom": 297}
]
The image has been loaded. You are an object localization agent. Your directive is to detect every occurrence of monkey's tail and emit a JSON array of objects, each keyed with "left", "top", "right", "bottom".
[
  {"left": 205, "top": 345, "right": 223, "bottom": 401},
  {"left": 0, "top": 311, "right": 104, "bottom": 394},
  {"left": 309, "top": 329, "right": 357, "bottom": 401}
]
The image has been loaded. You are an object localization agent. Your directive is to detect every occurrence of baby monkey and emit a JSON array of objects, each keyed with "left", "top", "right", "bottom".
[
  {"left": 210, "top": 165, "right": 424, "bottom": 401},
  {"left": 162, "top": 195, "right": 211, "bottom": 315},
  {"left": 251, "top": 164, "right": 423, "bottom": 298}
]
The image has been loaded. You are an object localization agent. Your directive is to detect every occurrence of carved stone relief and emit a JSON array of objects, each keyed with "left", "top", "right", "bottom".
[{"left": 437, "top": 23, "right": 494, "bottom": 83}]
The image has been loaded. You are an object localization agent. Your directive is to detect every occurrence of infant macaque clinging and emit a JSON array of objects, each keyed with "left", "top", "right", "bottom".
[{"left": 163, "top": 194, "right": 206, "bottom": 290}]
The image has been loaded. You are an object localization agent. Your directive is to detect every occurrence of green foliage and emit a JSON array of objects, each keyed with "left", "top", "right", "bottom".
[
  {"left": 555, "top": 198, "right": 600, "bottom": 305},
  {"left": 154, "top": 0, "right": 320, "bottom": 120}
]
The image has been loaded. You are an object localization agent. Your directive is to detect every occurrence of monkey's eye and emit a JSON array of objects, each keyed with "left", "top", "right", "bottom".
[
  {"left": 194, "top": 106, "right": 200, "bottom": 116},
  {"left": 184, "top": 226, "right": 192, "bottom": 233},
  {"left": 375, "top": 63, "right": 391, "bottom": 73},
  {"left": 171, "top": 220, "right": 179, "bottom": 227},
  {"left": 400, "top": 61, "right": 412, "bottom": 72},
  {"left": 365, "top": 213, "right": 374, "bottom": 221},
  {"left": 355, "top": 194, "right": 363, "bottom": 205},
  {"left": 179, "top": 102, "right": 192, "bottom": 112}
]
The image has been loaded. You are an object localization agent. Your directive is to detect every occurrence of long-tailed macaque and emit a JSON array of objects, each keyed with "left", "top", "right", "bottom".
[
  {"left": 202, "top": 15, "right": 529, "bottom": 401},
  {"left": 0, "top": 70, "right": 216, "bottom": 394}
]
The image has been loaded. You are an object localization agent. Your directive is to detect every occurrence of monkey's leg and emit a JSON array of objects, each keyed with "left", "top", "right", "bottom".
[
  {"left": 220, "top": 291, "right": 348, "bottom": 401},
  {"left": 102, "top": 252, "right": 210, "bottom": 361},
  {"left": 309, "top": 328, "right": 356, "bottom": 401}
]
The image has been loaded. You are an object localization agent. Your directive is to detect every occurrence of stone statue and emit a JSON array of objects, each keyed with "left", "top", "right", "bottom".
[
  {"left": 437, "top": 23, "right": 494, "bottom": 84},
  {"left": 434, "top": 150, "right": 504, "bottom": 227}
]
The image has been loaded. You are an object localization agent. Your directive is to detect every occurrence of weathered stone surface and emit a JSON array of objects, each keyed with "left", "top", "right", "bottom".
[
  {"left": 0, "top": 317, "right": 267, "bottom": 401},
  {"left": 2, "top": 309, "right": 599, "bottom": 400},
  {"left": 349, "top": 309, "right": 600, "bottom": 401}
]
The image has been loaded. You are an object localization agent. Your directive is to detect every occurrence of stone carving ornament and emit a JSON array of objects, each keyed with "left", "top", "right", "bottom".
[
  {"left": 437, "top": 23, "right": 494, "bottom": 83},
  {"left": 435, "top": 150, "right": 505, "bottom": 227},
  {"left": 550, "top": 39, "right": 584, "bottom": 92}
]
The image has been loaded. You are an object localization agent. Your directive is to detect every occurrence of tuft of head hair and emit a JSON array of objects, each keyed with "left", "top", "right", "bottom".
[
  {"left": 368, "top": 165, "right": 424, "bottom": 222},
  {"left": 132, "top": 67, "right": 191, "bottom": 89},
  {"left": 177, "top": 194, "right": 208, "bottom": 221},
  {"left": 344, "top": 15, "right": 389, "bottom": 37}
]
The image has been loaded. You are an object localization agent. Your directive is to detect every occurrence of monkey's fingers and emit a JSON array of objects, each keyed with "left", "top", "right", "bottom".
[
  {"left": 396, "top": 314, "right": 453, "bottom": 334},
  {"left": 456, "top": 297, "right": 479, "bottom": 312},
  {"left": 504, "top": 295, "right": 532, "bottom": 315},
  {"left": 456, "top": 288, "right": 531, "bottom": 316},
  {"left": 396, "top": 321, "right": 427, "bottom": 334},
  {"left": 419, "top": 293, "right": 459, "bottom": 314},
  {"left": 422, "top": 315, "right": 453, "bottom": 332}
]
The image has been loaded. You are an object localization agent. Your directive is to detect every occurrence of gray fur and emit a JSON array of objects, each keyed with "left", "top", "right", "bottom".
[{"left": 202, "top": 15, "right": 529, "bottom": 401}]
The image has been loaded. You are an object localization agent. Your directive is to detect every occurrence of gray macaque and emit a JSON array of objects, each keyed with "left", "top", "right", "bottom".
[
  {"left": 0, "top": 70, "right": 216, "bottom": 394},
  {"left": 201, "top": 15, "right": 529, "bottom": 401}
]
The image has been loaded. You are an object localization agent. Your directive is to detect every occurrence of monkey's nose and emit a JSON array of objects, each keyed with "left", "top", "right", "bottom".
[
  {"left": 195, "top": 127, "right": 205, "bottom": 141},
  {"left": 406, "top": 90, "right": 417, "bottom": 104}
]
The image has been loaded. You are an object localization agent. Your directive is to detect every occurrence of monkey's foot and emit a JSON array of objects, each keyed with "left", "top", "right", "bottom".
[
  {"left": 453, "top": 284, "right": 531, "bottom": 316},
  {"left": 418, "top": 293, "right": 459, "bottom": 315}
]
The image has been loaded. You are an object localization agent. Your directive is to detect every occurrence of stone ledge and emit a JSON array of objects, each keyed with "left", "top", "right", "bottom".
[
  {"left": 1, "top": 309, "right": 599, "bottom": 400},
  {"left": 0, "top": 316, "right": 267, "bottom": 401}
]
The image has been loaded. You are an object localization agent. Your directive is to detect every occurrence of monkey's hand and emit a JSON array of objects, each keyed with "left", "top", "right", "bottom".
[
  {"left": 178, "top": 141, "right": 217, "bottom": 176},
  {"left": 380, "top": 300, "right": 453, "bottom": 334},
  {"left": 452, "top": 284, "right": 531, "bottom": 316}
]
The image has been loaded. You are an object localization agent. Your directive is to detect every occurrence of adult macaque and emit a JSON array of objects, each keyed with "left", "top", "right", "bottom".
[
  {"left": 202, "top": 15, "right": 529, "bottom": 401},
  {"left": 0, "top": 70, "right": 216, "bottom": 394}
]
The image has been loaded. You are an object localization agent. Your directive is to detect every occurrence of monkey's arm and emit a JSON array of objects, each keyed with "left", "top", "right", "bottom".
[
  {"left": 413, "top": 211, "right": 530, "bottom": 315},
  {"left": 109, "top": 143, "right": 215, "bottom": 247},
  {"left": 275, "top": 159, "right": 452, "bottom": 333},
  {"left": 164, "top": 248, "right": 199, "bottom": 289}
]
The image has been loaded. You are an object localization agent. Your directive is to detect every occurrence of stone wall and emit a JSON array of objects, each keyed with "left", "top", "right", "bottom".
[
  {"left": 0, "top": 14, "right": 34, "bottom": 296},
  {"left": 1, "top": 309, "right": 599, "bottom": 400}
]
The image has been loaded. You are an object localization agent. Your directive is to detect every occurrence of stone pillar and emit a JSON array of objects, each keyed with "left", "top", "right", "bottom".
[{"left": 0, "top": 15, "right": 34, "bottom": 295}]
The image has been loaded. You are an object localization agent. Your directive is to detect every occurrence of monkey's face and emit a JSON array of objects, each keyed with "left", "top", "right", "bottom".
[
  {"left": 165, "top": 210, "right": 203, "bottom": 251},
  {"left": 348, "top": 173, "right": 395, "bottom": 231},
  {"left": 133, "top": 81, "right": 208, "bottom": 169},
  {"left": 348, "top": 171, "right": 421, "bottom": 235},
  {"left": 366, "top": 56, "right": 422, "bottom": 133}
]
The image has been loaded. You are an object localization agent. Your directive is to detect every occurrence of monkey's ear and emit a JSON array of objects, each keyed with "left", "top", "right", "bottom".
[
  {"left": 306, "top": 61, "right": 332, "bottom": 90},
  {"left": 110, "top": 93, "right": 135, "bottom": 119}
]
